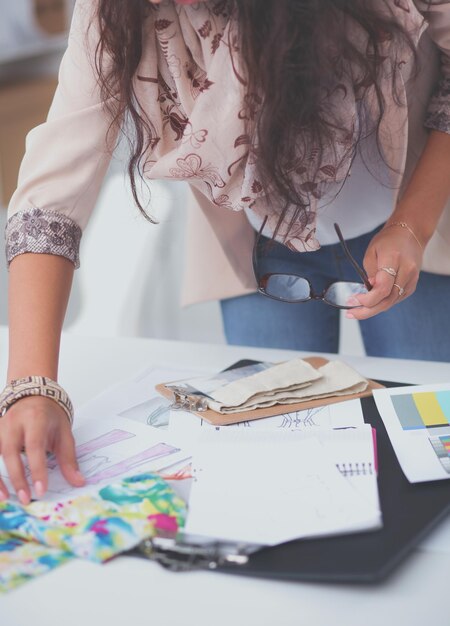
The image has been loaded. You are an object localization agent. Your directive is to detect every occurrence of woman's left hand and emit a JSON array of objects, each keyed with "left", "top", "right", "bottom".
[{"left": 346, "top": 225, "right": 423, "bottom": 320}]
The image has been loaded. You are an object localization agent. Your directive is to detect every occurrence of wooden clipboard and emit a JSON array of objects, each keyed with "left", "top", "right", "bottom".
[{"left": 155, "top": 356, "right": 385, "bottom": 426}]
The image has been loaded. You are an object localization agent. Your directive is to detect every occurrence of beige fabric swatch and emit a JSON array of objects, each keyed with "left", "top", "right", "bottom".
[
  {"left": 209, "top": 358, "right": 322, "bottom": 409},
  {"left": 208, "top": 360, "right": 368, "bottom": 414}
]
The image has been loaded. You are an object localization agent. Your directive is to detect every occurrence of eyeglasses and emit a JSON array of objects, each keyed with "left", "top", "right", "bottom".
[{"left": 252, "top": 217, "right": 372, "bottom": 309}]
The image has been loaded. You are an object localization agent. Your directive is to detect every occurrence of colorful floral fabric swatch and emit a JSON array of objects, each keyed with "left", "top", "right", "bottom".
[
  {"left": 0, "top": 472, "right": 186, "bottom": 594},
  {"left": 0, "top": 535, "right": 71, "bottom": 593}
]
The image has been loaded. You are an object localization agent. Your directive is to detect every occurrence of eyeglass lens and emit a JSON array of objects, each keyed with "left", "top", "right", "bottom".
[
  {"left": 264, "top": 275, "right": 311, "bottom": 301},
  {"left": 323, "top": 281, "right": 369, "bottom": 307}
]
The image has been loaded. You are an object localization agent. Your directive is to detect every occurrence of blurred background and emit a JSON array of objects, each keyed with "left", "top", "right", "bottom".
[{"left": 0, "top": 0, "right": 364, "bottom": 355}]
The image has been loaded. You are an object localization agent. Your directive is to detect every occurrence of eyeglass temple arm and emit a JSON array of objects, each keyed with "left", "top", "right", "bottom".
[
  {"left": 333, "top": 223, "right": 372, "bottom": 291},
  {"left": 252, "top": 215, "right": 268, "bottom": 282},
  {"left": 255, "top": 218, "right": 371, "bottom": 291}
]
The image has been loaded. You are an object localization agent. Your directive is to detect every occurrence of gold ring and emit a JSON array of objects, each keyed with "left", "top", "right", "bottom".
[
  {"left": 380, "top": 266, "right": 397, "bottom": 278},
  {"left": 393, "top": 283, "right": 405, "bottom": 297}
]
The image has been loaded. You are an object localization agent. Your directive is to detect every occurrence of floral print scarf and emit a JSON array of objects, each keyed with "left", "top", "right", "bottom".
[{"left": 137, "top": 0, "right": 425, "bottom": 251}]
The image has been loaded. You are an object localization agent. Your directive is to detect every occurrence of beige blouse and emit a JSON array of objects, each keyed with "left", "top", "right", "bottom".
[{"left": 5, "top": 0, "right": 450, "bottom": 271}]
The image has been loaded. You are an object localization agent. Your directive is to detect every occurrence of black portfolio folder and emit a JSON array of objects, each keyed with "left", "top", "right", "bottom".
[
  {"left": 216, "top": 380, "right": 450, "bottom": 583},
  {"left": 134, "top": 369, "right": 450, "bottom": 583}
]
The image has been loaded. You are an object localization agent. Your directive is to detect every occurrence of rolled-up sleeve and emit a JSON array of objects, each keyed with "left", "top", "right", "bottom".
[
  {"left": 415, "top": 0, "right": 450, "bottom": 133},
  {"left": 5, "top": 0, "right": 118, "bottom": 268}
]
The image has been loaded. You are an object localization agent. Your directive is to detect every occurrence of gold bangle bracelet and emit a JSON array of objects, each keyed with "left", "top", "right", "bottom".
[{"left": 384, "top": 221, "right": 423, "bottom": 250}]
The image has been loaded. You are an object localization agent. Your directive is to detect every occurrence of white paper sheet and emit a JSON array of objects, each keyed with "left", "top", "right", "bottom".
[
  {"left": 75, "top": 365, "right": 205, "bottom": 428},
  {"left": 373, "top": 384, "right": 450, "bottom": 482},
  {"left": 185, "top": 428, "right": 381, "bottom": 545},
  {"left": 0, "top": 416, "right": 188, "bottom": 502},
  {"left": 167, "top": 398, "right": 364, "bottom": 448}
]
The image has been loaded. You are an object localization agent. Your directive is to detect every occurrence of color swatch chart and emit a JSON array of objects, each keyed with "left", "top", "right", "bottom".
[
  {"left": 429, "top": 435, "right": 450, "bottom": 474},
  {"left": 391, "top": 391, "right": 450, "bottom": 430}
]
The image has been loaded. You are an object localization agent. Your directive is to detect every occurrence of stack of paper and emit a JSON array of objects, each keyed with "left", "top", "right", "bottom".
[
  {"left": 185, "top": 424, "right": 381, "bottom": 545},
  {"left": 1, "top": 365, "right": 380, "bottom": 550}
]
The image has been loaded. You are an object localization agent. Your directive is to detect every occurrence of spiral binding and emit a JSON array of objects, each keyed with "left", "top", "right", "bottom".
[{"left": 336, "top": 461, "right": 373, "bottom": 477}]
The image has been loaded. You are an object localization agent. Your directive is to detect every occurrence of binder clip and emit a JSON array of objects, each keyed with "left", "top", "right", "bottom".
[
  {"left": 136, "top": 536, "right": 251, "bottom": 572},
  {"left": 166, "top": 385, "right": 208, "bottom": 413}
]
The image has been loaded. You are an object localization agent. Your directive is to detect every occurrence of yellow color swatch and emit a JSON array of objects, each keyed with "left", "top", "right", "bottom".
[{"left": 413, "top": 392, "right": 448, "bottom": 427}]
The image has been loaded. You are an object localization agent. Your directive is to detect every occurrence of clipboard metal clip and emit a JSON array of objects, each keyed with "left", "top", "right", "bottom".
[
  {"left": 166, "top": 385, "right": 208, "bottom": 413},
  {"left": 136, "top": 536, "right": 251, "bottom": 572}
]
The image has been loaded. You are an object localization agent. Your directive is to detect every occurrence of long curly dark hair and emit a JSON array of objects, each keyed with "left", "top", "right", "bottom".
[{"left": 95, "top": 0, "right": 417, "bottom": 230}]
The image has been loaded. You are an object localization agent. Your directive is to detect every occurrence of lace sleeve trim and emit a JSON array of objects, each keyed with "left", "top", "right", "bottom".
[{"left": 5, "top": 208, "right": 82, "bottom": 268}]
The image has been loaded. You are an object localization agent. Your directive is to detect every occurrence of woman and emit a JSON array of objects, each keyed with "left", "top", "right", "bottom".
[{"left": 1, "top": 0, "right": 450, "bottom": 502}]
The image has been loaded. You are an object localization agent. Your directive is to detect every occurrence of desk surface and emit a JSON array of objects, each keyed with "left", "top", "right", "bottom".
[{"left": 1, "top": 327, "right": 449, "bottom": 626}]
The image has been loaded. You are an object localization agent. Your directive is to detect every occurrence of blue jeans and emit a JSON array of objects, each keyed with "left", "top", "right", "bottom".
[{"left": 220, "top": 227, "right": 450, "bottom": 361}]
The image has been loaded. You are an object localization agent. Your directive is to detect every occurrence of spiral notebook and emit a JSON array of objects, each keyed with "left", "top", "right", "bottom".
[
  {"left": 184, "top": 424, "right": 381, "bottom": 545},
  {"left": 325, "top": 426, "right": 380, "bottom": 516}
]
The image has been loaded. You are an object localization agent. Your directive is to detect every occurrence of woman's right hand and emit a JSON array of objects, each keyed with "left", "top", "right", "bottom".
[{"left": 0, "top": 396, "right": 84, "bottom": 505}]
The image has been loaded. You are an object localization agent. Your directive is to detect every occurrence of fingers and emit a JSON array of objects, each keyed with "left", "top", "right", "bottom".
[
  {"left": 24, "top": 422, "right": 51, "bottom": 498},
  {"left": 0, "top": 410, "right": 31, "bottom": 503},
  {"left": 347, "top": 244, "right": 419, "bottom": 319},
  {"left": 1, "top": 417, "right": 50, "bottom": 504},
  {"left": 1, "top": 441, "right": 31, "bottom": 505},
  {"left": 0, "top": 398, "right": 85, "bottom": 502},
  {"left": 347, "top": 274, "right": 409, "bottom": 320},
  {"left": 358, "top": 253, "right": 399, "bottom": 309},
  {"left": 344, "top": 225, "right": 422, "bottom": 320},
  {"left": 0, "top": 400, "right": 50, "bottom": 503},
  {"left": 54, "top": 428, "right": 85, "bottom": 488},
  {"left": 349, "top": 270, "right": 417, "bottom": 320},
  {"left": 348, "top": 287, "right": 402, "bottom": 320},
  {"left": 0, "top": 476, "right": 9, "bottom": 501}
]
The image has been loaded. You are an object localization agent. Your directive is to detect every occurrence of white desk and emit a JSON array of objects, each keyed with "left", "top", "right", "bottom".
[{"left": 1, "top": 327, "right": 449, "bottom": 626}]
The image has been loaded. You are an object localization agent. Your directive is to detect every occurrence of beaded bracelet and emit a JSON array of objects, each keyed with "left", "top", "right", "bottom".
[
  {"left": 0, "top": 376, "right": 73, "bottom": 426},
  {"left": 384, "top": 221, "right": 423, "bottom": 250}
]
